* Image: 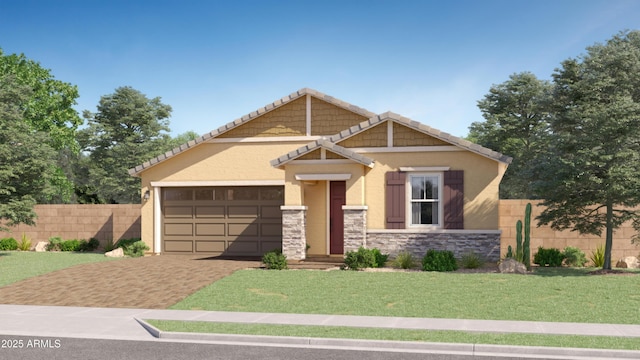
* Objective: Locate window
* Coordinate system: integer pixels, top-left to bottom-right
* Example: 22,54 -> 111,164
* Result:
408,173 -> 442,227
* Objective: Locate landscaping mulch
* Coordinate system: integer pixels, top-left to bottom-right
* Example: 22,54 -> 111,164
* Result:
0,255 -> 261,309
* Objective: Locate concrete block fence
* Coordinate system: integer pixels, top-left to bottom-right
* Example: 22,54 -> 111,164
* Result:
0,204 -> 141,249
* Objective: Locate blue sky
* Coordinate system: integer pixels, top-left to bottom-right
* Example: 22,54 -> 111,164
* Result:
1,0 -> 639,138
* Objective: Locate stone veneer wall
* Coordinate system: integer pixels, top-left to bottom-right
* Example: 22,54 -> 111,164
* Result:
366,231 -> 502,262
343,206 -> 367,253
281,206 -> 307,260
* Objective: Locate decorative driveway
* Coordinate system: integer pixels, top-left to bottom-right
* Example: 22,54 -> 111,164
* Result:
0,255 -> 261,309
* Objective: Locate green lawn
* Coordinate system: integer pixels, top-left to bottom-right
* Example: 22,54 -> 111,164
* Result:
146,320 -> 640,350
0,251 -> 117,287
171,268 -> 640,324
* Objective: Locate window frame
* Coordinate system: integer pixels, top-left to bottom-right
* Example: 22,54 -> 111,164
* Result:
406,172 -> 443,228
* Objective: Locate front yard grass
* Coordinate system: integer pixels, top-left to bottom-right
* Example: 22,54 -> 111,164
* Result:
0,251 -> 117,287
171,267 -> 640,324
146,320 -> 640,350
161,267 -> 640,350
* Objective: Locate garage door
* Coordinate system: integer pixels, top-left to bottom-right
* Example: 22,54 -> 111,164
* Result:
162,186 -> 283,256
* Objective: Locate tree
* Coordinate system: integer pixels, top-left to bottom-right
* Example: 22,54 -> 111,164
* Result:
0,74 -> 57,229
0,48 -> 82,151
535,31 -> 640,270
81,86 -> 172,203
468,72 -> 553,198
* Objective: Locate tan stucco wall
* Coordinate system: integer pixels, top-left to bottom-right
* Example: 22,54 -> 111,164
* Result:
139,141 -> 310,250
362,151 -> 505,230
303,181 -> 327,255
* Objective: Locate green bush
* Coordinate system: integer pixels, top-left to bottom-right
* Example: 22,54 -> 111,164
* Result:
371,248 -> 389,268
563,246 -> 587,267
590,244 -> 605,267
392,251 -> 417,269
122,240 -> 149,257
59,239 -> 81,252
46,237 -> 64,251
103,239 -> 116,252
343,247 -> 389,270
0,237 -> 18,251
77,238 -> 100,252
533,247 -> 565,267
262,249 -> 288,270
459,252 -> 484,269
422,249 -> 458,272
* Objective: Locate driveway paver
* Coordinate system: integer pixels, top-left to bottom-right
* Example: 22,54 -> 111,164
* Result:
0,255 -> 260,309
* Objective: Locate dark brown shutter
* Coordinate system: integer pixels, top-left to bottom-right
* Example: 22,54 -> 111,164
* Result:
385,171 -> 406,229
443,170 -> 464,229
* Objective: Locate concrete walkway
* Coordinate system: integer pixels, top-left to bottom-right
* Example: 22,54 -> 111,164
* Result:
1,304 -> 639,359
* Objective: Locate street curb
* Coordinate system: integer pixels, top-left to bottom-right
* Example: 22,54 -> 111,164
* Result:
135,319 -> 640,359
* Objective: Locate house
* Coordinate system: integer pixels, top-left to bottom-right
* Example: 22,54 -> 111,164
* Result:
129,88 -> 512,261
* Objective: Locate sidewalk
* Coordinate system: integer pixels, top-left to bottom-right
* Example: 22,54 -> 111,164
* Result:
1,304 -> 639,358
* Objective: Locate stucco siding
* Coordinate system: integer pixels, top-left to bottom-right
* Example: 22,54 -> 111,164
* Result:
303,181 -> 327,255
362,151 -> 503,230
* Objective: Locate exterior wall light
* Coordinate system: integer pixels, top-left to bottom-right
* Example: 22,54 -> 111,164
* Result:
143,190 -> 151,201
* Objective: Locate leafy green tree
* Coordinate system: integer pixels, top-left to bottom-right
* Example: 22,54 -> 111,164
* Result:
0,74 -> 57,229
468,72 -> 553,198
0,48 -> 82,151
536,31 -> 640,270
81,86 -> 172,203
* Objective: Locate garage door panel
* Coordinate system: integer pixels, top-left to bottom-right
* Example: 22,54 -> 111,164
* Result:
261,206 -> 282,219
228,206 -> 259,218
165,206 -> 193,218
228,223 -> 258,236
164,240 -> 193,252
261,223 -> 282,236
196,206 -> 225,218
226,240 -> 259,253
195,223 -> 225,236
196,240 -> 226,252
163,186 -> 283,255
164,223 -> 193,236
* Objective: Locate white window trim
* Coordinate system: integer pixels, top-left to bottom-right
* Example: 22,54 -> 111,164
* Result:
406,172 -> 443,229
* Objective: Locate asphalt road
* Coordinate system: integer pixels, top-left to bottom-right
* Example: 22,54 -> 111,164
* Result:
0,336 -> 543,360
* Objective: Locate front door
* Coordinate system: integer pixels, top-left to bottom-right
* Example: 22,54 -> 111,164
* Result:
329,181 -> 346,254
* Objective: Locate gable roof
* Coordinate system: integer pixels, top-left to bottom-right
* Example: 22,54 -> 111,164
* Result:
328,112 -> 513,164
270,138 -> 375,168
129,88 -> 376,176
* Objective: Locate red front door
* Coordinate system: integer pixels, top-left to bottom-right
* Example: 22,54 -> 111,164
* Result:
329,181 -> 346,254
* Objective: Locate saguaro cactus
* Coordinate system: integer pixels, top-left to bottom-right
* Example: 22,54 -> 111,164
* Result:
515,220 -> 523,262
523,202 -> 532,270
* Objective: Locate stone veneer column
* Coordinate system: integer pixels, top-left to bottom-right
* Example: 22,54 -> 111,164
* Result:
280,206 -> 307,260
342,206 -> 367,254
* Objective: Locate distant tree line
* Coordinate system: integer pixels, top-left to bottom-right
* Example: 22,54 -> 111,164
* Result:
0,48 -> 197,231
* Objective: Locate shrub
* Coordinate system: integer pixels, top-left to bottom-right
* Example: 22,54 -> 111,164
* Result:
533,247 -> 565,267
115,238 -> 140,250
103,239 -> 116,252
46,237 -> 64,251
590,244 -> 605,267
344,247 -> 377,270
392,251 -> 417,269
122,240 -> 149,257
262,249 -> 287,270
78,238 -> 100,252
0,237 -> 18,251
563,246 -> 587,267
371,248 -> 389,268
18,234 -> 31,251
459,252 -> 484,269
59,239 -> 81,252
422,249 -> 458,272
